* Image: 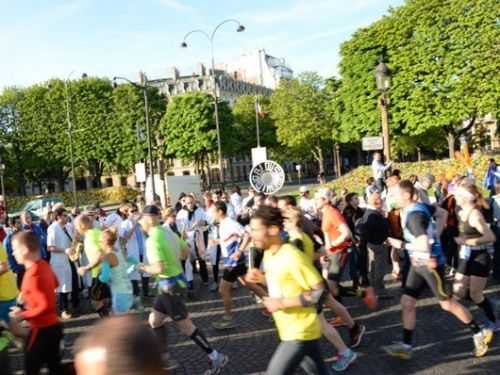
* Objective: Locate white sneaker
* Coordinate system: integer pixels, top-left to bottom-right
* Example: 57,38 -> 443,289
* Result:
473,328 -> 493,358
204,353 -> 229,375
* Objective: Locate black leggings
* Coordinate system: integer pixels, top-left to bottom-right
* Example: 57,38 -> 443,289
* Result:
25,324 -> 63,375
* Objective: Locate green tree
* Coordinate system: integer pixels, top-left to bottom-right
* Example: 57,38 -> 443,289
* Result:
270,76 -> 332,173
159,92 -> 232,185
338,0 -> 500,158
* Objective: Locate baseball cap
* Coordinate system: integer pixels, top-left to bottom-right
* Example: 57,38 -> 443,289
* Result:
142,205 -> 161,216
314,188 -> 333,200
299,186 -> 309,194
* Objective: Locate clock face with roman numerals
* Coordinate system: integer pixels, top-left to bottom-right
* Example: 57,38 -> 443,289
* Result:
249,160 -> 285,195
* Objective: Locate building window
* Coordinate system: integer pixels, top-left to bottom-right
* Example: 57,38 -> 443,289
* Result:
120,176 -> 127,186
105,178 -> 113,187
182,170 -> 190,176
183,82 -> 190,91
47,183 -> 55,193
167,171 -> 175,176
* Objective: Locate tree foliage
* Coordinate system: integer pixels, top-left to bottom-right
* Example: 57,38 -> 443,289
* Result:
337,0 -> 500,157
270,77 -> 333,172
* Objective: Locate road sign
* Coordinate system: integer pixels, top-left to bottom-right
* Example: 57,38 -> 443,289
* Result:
135,162 -> 146,183
362,136 -> 383,151
251,147 -> 267,167
249,160 -> 285,195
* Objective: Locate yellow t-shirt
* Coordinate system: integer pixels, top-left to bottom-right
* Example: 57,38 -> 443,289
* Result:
288,232 -> 315,264
0,245 -> 18,301
263,243 -> 322,341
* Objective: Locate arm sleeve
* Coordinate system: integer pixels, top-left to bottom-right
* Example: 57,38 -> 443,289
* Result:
406,212 -> 430,237
20,275 -> 50,319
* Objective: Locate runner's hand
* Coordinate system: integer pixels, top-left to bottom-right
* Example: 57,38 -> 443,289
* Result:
454,236 -> 465,246
245,268 -> 264,284
77,266 -> 88,277
9,307 -> 23,320
230,251 -> 242,261
319,255 -> 329,267
263,297 -> 284,313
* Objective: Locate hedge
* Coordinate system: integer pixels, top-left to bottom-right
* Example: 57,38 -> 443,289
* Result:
6,186 -> 141,211
329,153 -> 492,194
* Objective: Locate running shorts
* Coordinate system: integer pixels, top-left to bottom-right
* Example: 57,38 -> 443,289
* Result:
456,248 -> 491,278
153,284 -> 188,322
222,263 -> 248,283
326,251 -> 349,282
404,265 -> 449,301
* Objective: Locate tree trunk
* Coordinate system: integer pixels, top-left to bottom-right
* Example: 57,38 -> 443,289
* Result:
447,132 -> 456,159
417,147 -> 422,162
315,146 -> 325,174
332,145 -> 338,177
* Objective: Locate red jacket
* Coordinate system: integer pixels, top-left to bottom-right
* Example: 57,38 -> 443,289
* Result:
20,259 -> 59,329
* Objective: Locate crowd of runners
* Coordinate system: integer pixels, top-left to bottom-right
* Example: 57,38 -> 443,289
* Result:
1,151 -> 500,374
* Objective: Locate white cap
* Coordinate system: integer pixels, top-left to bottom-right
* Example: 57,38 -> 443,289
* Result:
315,188 -> 333,200
299,186 -> 309,194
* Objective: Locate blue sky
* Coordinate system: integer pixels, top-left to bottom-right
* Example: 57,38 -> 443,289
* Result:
0,0 -> 404,89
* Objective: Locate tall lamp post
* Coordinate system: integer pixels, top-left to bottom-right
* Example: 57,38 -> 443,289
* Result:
181,19 -> 245,189
374,56 -> 391,162
64,72 -> 87,208
0,161 -> 6,212
113,74 -> 156,200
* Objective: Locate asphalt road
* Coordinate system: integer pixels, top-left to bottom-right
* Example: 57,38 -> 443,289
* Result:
7,276 -> 500,375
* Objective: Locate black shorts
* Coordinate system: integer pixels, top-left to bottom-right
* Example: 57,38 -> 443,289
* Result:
326,251 -> 349,282
404,265 -> 450,301
153,284 -> 189,321
90,277 -> 111,301
222,263 -> 248,283
456,250 -> 491,277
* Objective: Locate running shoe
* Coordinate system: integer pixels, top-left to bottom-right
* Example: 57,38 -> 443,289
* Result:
328,317 -> 347,327
473,328 -> 493,357
362,287 -> 378,310
331,349 -> 357,372
61,310 -> 72,320
212,315 -> 237,330
204,352 -> 229,375
210,282 -> 219,292
349,323 -> 366,348
382,342 -> 412,360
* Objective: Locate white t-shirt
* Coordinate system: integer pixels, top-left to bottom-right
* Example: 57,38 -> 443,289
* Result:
218,217 -> 245,259
230,193 -> 242,215
299,197 -> 316,218
104,212 -> 123,229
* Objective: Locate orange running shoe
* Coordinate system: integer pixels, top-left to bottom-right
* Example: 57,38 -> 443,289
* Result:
362,287 -> 378,310
328,316 -> 347,327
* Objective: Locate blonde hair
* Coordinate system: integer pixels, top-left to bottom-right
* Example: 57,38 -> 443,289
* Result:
101,227 -> 118,249
75,214 -> 94,232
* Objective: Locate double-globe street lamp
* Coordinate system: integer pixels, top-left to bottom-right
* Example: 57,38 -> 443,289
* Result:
181,19 -> 245,189
113,74 -> 156,200
374,56 -> 391,162
64,72 -> 87,208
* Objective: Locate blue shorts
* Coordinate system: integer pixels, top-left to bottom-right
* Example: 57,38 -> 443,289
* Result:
0,299 -> 16,323
112,293 -> 134,314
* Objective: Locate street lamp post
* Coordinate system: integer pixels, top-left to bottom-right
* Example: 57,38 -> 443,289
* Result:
374,56 -> 391,162
181,19 -> 245,189
64,72 -> 87,208
0,162 -> 6,212
113,74 -> 156,200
